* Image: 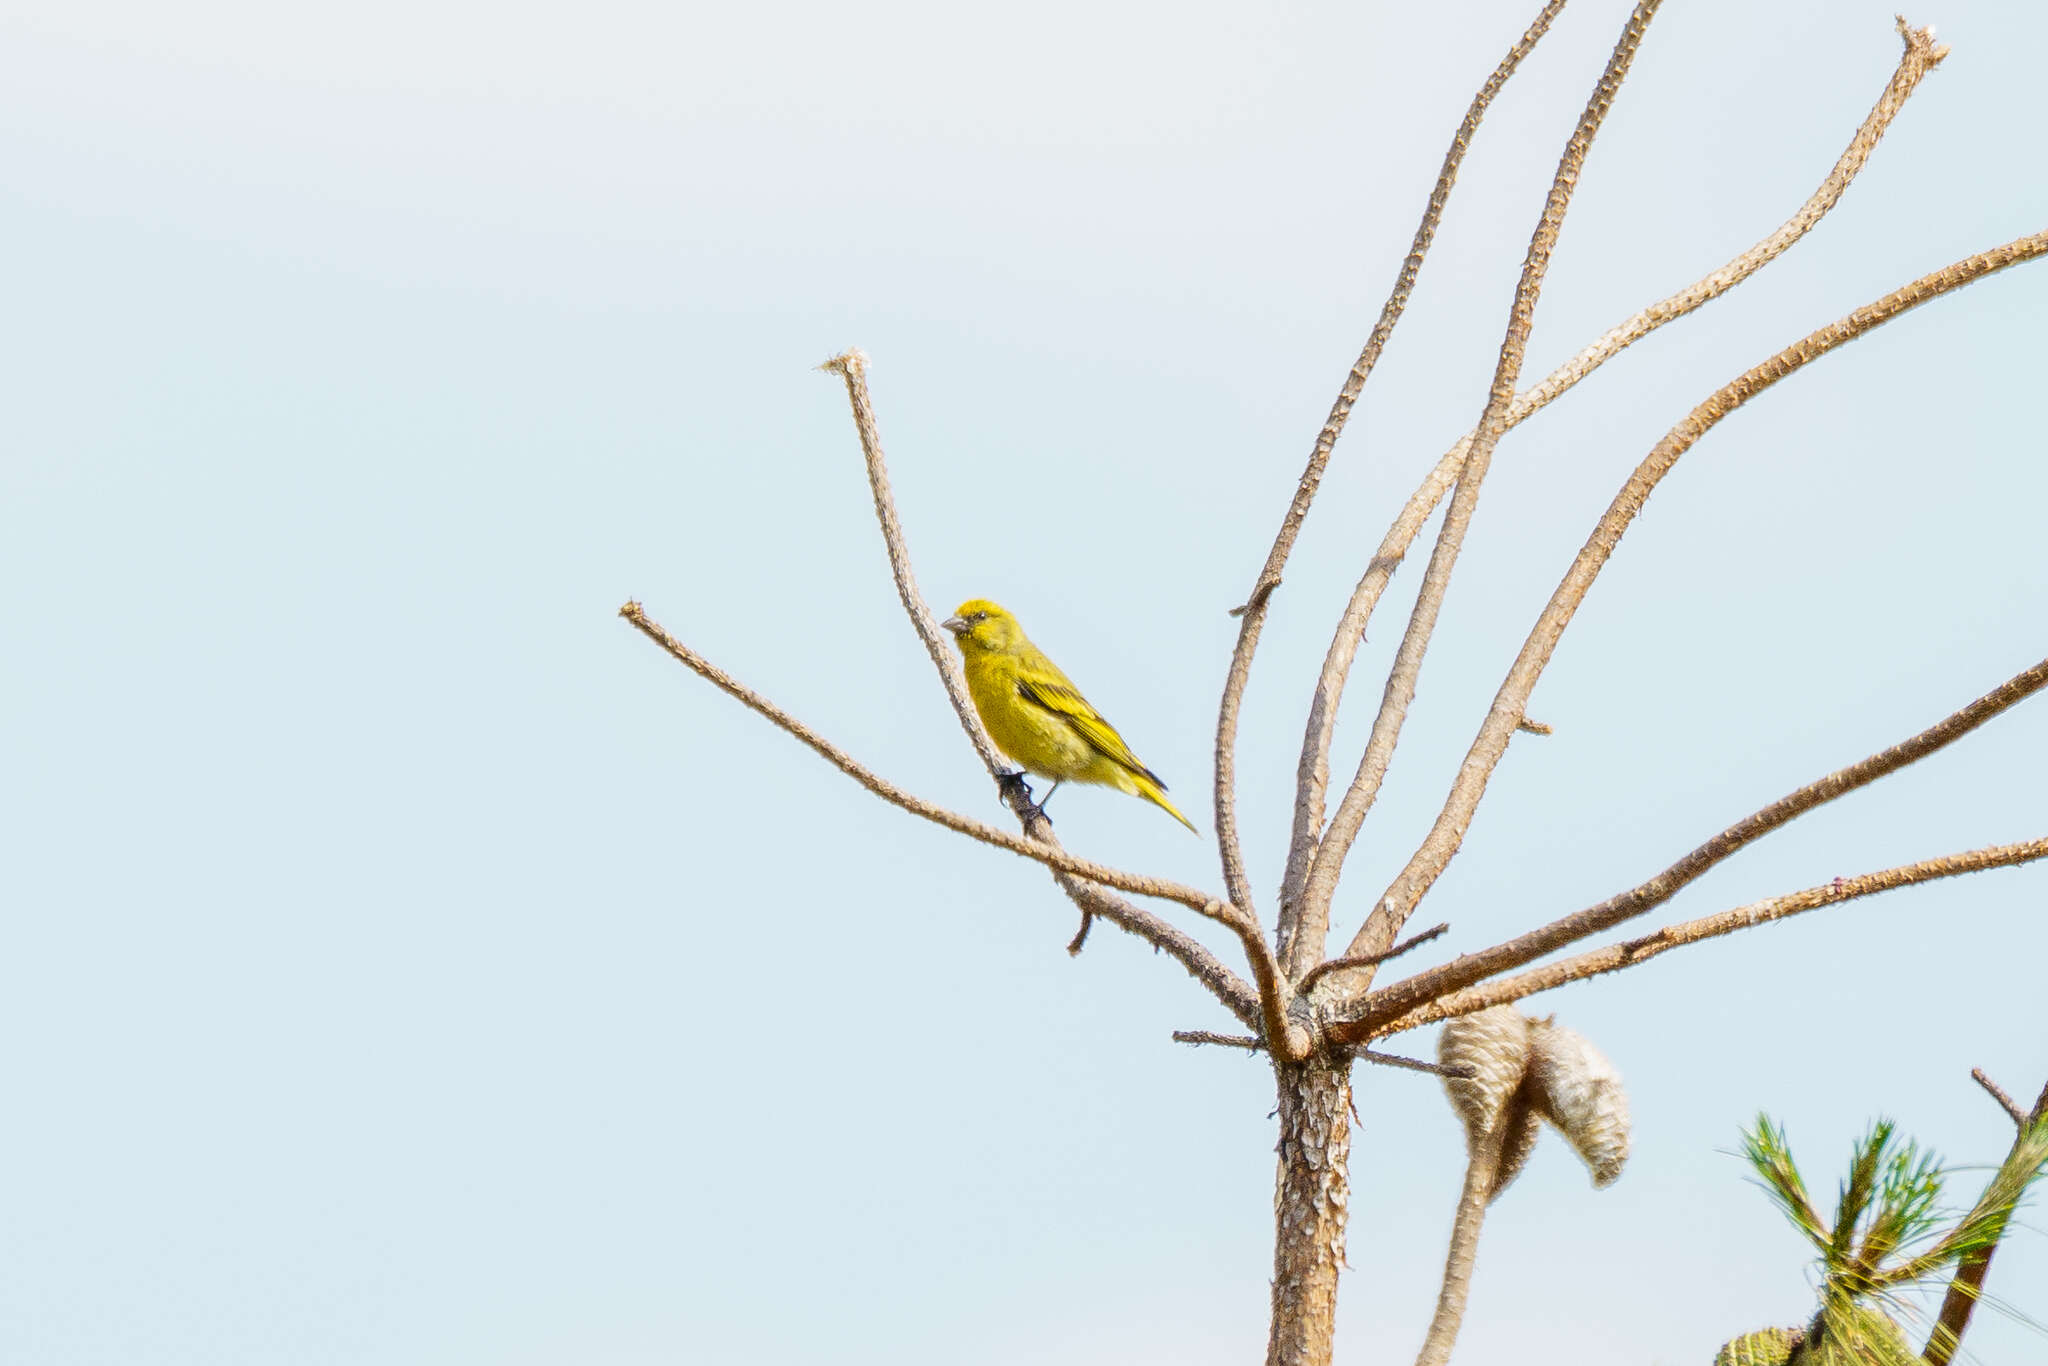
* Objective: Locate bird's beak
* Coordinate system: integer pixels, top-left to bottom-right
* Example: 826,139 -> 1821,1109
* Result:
941,616 -> 968,635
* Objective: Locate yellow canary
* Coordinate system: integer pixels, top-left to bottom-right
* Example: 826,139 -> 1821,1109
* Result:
942,599 -> 1198,834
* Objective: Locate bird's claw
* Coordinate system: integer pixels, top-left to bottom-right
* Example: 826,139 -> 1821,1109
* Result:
995,770 -> 1050,824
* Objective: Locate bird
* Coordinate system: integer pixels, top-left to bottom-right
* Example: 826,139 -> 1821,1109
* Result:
941,598 -> 1198,834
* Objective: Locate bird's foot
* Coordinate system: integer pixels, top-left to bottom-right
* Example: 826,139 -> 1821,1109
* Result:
996,770 -> 1051,825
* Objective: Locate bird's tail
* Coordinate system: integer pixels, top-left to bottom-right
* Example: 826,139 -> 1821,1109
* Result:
1134,772 -> 1201,836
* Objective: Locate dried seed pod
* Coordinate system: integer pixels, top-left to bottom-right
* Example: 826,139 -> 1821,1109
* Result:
1438,1005 -> 1530,1152
1712,1327 -> 1799,1366
1525,1017 -> 1631,1187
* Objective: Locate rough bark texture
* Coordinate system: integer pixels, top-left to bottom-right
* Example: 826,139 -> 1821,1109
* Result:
1268,1062 -> 1354,1366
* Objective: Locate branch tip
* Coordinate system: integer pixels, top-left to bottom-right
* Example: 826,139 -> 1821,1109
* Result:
1972,1068 -> 2028,1127
818,347 -> 869,378
1066,912 -> 1094,957
1896,15 -> 1949,65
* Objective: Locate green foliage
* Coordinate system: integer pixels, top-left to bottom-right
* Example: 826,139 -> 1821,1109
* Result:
1799,1301 -> 1915,1366
1742,1116 -> 1827,1254
1712,1326 -> 1796,1366
1722,1110 -> 2048,1364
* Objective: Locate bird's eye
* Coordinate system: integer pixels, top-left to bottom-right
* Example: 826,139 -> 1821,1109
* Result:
971,612 -> 988,623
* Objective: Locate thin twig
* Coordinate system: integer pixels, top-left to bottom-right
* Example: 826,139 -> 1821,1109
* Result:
1349,837 -> 2048,1041
1210,0 -> 1570,936
1973,1069 -> 2028,1127
1283,20 -> 1949,956
1922,1073 -> 2048,1366
1059,878 -> 1263,1029
820,350 -> 1007,776
817,351 -> 1283,1039
1334,231 -> 2048,992
1298,923 -> 1450,994
1291,0 -> 1666,970
1357,1050 -> 1473,1080
1065,914 -> 1093,957
1335,649 -> 2048,1027
1175,1030 -> 1265,1050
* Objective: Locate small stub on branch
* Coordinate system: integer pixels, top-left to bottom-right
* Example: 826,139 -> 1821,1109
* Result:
1066,911 -> 1093,957
1970,1067 -> 2029,1126
1515,716 -> 1554,735
1228,577 -> 1281,618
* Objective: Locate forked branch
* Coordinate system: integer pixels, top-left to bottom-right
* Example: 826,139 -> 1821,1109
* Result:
1329,650 -> 2048,1032
817,350 -> 1307,1050
1215,0 -> 1570,927
620,600 -> 1288,1036
1334,228 -> 2048,991
1282,19 -> 1949,962
1291,0 -> 1667,963
1352,836 -> 2048,1040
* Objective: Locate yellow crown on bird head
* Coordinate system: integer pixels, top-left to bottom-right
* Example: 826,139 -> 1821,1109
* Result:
941,599 -> 1022,652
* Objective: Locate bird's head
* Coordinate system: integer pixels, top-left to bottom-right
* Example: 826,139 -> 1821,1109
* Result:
942,599 -> 1022,654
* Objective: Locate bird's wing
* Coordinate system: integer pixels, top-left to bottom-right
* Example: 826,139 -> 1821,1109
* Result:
1015,673 -> 1165,786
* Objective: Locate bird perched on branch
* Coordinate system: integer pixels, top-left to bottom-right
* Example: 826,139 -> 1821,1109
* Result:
942,599 -> 1198,834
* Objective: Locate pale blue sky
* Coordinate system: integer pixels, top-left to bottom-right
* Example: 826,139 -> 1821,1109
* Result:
4,2 -> 2045,1363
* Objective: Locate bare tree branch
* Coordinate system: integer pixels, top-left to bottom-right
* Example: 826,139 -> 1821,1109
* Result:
1296,923 -> 1449,994
815,350 -> 1279,1036
820,350 -> 1007,775
1353,838 -> 2048,1041
1063,883 -> 1264,1029
1291,0 -> 1667,965
620,599 -> 1293,1036
1328,652 -> 2048,1033
1357,1050 -> 1473,1080
1334,230 -> 2048,988
1166,1036 -> 1469,1081
1175,1030 -> 1265,1050
1212,0 -> 1570,931
1923,1072 -> 2048,1366
1972,1069 -> 2029,1127
1281,20 -> 1949,958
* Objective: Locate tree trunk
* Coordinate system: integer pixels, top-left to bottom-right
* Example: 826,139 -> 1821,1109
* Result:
1268,1060 -> 1354,1366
